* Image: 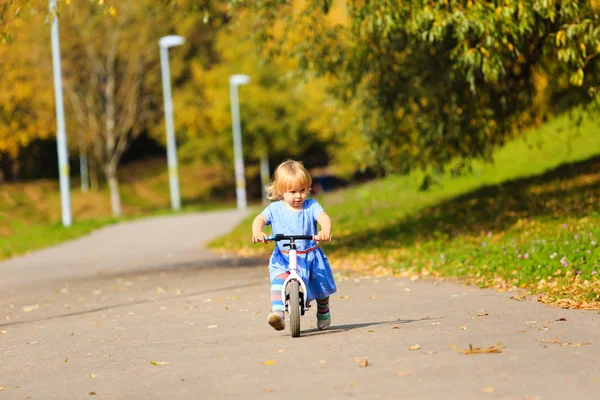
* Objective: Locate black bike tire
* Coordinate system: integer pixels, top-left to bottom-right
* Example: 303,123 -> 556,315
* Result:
289,280 -> 301,337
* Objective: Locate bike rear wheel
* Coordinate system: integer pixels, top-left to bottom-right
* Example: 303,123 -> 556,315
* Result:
289,280 -> 301,337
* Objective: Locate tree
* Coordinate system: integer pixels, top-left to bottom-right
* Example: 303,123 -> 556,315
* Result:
0,11 -> 55,180
238,0 -> 600,181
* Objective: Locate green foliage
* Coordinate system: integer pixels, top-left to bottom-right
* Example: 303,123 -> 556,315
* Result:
239,0 -> 600,178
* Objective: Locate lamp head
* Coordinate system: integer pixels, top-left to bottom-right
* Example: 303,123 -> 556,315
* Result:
159,35 -> 185,49
229,74 -> 251,86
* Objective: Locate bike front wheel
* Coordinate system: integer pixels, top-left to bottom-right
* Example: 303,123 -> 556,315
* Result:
289,280 -> 301,337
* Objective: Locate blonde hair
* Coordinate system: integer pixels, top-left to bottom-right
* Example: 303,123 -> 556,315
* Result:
265,159 -> 312,200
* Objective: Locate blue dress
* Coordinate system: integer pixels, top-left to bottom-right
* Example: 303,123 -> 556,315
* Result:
261,199 -> 337,302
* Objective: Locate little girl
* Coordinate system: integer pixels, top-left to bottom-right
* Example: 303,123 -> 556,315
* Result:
252,159 -> 337,331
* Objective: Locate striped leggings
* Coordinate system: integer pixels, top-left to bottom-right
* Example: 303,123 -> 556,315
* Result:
271,272 -> 329,317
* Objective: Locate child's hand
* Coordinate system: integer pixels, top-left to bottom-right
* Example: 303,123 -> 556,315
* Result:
315,230 -> 332,243
253,231 -> 268,244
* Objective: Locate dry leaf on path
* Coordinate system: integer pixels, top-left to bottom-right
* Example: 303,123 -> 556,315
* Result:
510,295 -> 527,301
150,361 -> 171,366
359,358 -> 369,367
460,326 -> 467,330
450,342 -> 505,354
567,342 -> 591,347
261,360 -> 276,365
408,344 -> 420,351
538,333 -> 563,346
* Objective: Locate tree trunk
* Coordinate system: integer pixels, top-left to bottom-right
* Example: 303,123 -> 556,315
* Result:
105,163 -> 122,217
0,152 -> 15,181
89,156 -> 99,191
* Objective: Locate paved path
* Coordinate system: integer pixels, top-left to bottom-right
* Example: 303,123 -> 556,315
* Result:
1,210 -> 599,399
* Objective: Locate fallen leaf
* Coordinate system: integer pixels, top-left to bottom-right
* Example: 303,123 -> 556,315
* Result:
567,342 -> 591,347
408,344 -> 420,351
450,342 -> 505,355
22,304 -> 39,312
0,330 -> 6,334
460,326 -> 467,330
261,360 -> 276,365
359,358 -> 369,367
0,387 -> 4,391
28,340 -> 38,345
150,361 -> 171,366
538,333 -> 563,346
340,295 -> 351,299
477,313 -> 489,317
369,296 -> 376,299
64,357 -> 69,363
556,318 -> 567,322
89,374 -> 97,378
482,387 -> 495,393
510,295 -> 527,301
208,325 -> 218,329
392,325 -> 400,329
403,288 -> 411,292
89,392 -> 96,396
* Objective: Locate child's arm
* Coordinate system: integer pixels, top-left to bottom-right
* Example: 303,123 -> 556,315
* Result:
252,214 -> 269,244
316,212 -> 332,242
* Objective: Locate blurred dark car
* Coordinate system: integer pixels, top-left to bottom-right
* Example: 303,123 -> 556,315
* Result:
311,175 -> 348,194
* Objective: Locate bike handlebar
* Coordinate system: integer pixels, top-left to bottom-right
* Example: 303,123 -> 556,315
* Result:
266,234 -> 315,241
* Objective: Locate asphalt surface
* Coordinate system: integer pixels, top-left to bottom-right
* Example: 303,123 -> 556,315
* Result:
1,209 -> 599,399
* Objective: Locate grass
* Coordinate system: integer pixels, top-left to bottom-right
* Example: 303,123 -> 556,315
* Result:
210,111 -> 600,309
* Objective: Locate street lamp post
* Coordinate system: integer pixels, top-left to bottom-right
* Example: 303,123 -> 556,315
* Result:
260,150 -> 270,204
49,0 -> 72,227
229,74 -> 251,211
159,35 -> 185,212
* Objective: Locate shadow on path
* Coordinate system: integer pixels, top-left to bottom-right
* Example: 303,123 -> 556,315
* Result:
0,279 -> 265,328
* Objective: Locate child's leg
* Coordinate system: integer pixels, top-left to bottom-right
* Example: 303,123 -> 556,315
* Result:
267,272 -> 289,330
316,296 -> 331,330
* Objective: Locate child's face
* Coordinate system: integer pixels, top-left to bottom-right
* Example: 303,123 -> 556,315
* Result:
282,181 -> 309,210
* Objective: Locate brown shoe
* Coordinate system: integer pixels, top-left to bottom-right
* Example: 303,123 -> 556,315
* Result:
267,312 -> 285,331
